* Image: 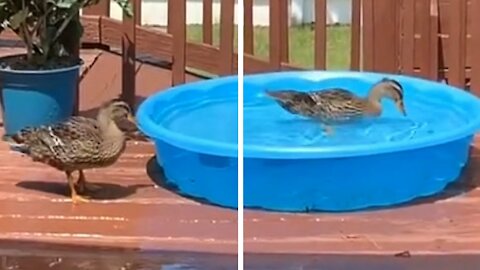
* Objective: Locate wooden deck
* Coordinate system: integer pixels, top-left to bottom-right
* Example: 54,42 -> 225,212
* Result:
2,46 -> 480,266
0,47 -> 237,255
0,140 -> 237,254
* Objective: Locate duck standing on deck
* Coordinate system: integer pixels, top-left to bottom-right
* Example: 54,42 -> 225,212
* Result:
7,98 -> 138,204
265,78 -> 407,134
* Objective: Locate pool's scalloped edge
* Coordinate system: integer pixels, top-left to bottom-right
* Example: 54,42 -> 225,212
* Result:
136,71 -> 480,159
136,75 -> 239,157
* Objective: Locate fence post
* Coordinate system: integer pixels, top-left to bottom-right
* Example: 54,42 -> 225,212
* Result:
362,0 -> 400,73
314,0 -> 327,70
219,0 -> 235,75
471,0 -> 480,94
170,0 -> 186,85
244,0 -> 254,55
268,0 -> 289,69
203,0 -> 213,44
350,0 -> 361,70
121,0 -> 140,107
448,0 -> 467,88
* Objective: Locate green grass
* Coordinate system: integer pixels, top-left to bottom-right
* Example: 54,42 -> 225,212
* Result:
186,24 -> 351,70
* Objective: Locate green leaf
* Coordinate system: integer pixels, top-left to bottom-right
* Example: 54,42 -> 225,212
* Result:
113,0 -> 133,17
9,8 -> 28,30
55,0 -> 78,9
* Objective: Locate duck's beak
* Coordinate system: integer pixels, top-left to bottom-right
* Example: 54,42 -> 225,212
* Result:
396,101 -> 407,116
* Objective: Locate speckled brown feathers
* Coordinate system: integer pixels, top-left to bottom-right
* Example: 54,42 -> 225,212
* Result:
11,117 -> 100,170
266,77 -> 406,125
265,90 -> 318,117
9,99 -> 137,203
11,116 -> 125,171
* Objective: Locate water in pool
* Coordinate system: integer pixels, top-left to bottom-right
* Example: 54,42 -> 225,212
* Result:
244,78 -> 470,148
161,97 -> 238,145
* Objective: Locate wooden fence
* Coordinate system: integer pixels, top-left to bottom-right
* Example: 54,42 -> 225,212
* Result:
2,0 -> 477,107
243,0 -> 361,72
244,0 -> 480,95
80,0 -> 236,107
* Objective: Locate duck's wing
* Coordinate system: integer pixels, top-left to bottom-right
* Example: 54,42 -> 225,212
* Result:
265,90 -> 318,115
309,88 -> 358,102
306,88 -> 367,122
13,117 -> 99,144
9,116 -> 102,168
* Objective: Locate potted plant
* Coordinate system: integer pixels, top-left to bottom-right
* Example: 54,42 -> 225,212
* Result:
0,0 -> 131,136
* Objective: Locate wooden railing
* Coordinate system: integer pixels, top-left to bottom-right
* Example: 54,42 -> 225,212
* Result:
3,0 -> 478,104
244,0 -> 480,95
80,0 -> 236,107
368,0 -> 480,94
243,0 -> 361,73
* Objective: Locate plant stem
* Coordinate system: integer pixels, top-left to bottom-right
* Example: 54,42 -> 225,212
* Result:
51,1 -> 84,46
20,0 -> 33,63
39,0 -> 49,65
6,0 -> 33,62
20,26 -> 33,61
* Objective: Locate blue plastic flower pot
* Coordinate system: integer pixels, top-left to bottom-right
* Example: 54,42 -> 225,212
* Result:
0,56 -> 81,136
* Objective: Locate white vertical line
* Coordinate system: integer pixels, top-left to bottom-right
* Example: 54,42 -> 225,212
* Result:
237,0 -> 244,269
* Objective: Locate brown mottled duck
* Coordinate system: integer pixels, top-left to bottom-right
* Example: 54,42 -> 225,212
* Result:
8,99 -> 137,204
265,78 -> 406,134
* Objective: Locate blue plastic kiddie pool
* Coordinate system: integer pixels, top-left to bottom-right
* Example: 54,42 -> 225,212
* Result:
243,71 -> 480,212
136,76 -> 238,208
137,70 -> 480,212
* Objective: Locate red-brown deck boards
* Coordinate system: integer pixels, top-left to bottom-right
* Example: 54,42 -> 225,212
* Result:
0,140 -> 237,254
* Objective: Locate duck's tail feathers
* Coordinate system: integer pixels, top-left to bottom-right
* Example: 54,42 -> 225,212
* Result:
5,127 -> 38,155
265,90 -> 307,100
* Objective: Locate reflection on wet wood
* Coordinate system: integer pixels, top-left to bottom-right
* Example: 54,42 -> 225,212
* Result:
0,240 -> 237,270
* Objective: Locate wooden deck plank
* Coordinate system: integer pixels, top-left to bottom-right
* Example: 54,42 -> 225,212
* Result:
0,140 -> 237,254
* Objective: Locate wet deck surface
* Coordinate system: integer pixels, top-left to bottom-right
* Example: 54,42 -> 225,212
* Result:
0,242 -> 478,270
0,240 -> 237,270
245,253 -> 480,270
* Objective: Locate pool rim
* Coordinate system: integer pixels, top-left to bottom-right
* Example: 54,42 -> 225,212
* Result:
136,70 -> 480,159
136,74 -> 239,157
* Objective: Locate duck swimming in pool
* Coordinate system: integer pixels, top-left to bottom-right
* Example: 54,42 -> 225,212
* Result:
265,78 -> 407,135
